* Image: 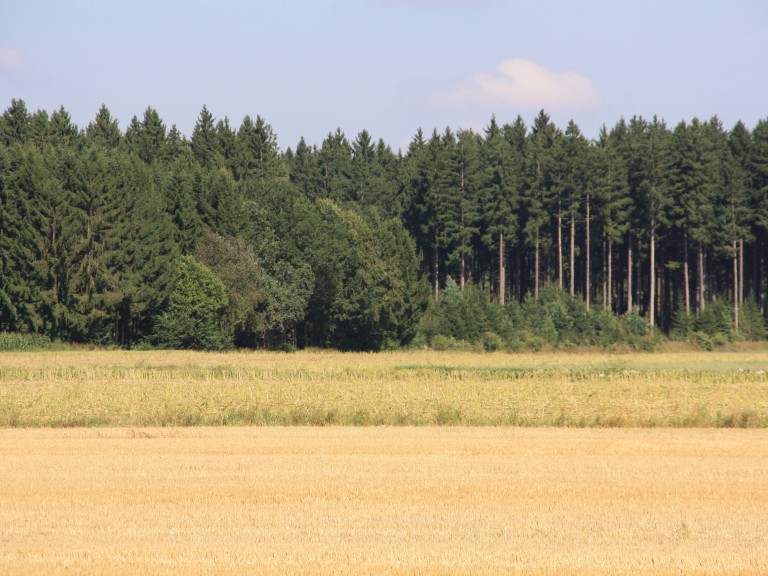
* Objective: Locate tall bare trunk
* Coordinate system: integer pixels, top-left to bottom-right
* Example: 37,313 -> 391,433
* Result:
739,239 -> 744,305
607,238 -> 613,312
733,240 -> 739,332
602,234 -> 607,309
569,214 -> 575,297
585,192 -> 591,311
499,232 -> 506,306
534,235 -> 540,300
683,233 -> 690,316
698,243 -> 705,312
460,167 -> 466,292
627,238 -> 633,313
557,211 -> 563,290
649,217 -> 656,333
432,242 -> 439,302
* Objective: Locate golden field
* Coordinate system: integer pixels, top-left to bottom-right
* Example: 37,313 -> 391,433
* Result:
0,348 -> 767,427
0,427 -> 766,575
1,350 -> 767,574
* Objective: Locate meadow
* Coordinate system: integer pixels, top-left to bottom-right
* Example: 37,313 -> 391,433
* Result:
0,348 -> 767,427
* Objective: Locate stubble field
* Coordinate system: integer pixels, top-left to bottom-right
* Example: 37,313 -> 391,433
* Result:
1,349 -> 767,574
1,427 -> 766,575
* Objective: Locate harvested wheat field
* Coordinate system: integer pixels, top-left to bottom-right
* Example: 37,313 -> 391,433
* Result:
1,427 -> 766,575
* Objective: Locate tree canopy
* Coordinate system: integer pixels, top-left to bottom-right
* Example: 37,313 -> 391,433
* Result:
1,100 -> 766,349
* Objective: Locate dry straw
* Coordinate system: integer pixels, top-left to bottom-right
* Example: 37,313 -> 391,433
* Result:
0,349 -> 766,427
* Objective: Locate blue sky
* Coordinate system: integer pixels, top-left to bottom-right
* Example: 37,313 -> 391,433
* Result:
1,0 -> 766,151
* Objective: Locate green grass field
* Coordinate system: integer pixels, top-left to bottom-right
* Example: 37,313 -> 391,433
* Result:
1,348 -> 767,427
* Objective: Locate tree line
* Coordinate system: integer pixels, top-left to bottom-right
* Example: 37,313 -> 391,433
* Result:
1,98 -> 767,350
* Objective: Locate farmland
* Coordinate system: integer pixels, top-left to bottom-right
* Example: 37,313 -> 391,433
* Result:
1,349 -> 767,574
1,427 -> 766,575
1,348 -> 767,427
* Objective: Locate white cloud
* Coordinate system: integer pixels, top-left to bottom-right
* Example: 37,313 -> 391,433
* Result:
432,58 -> 600,110
0,47 -> 22,69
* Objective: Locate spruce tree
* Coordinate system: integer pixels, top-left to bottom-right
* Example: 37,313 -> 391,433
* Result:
86,105 -> 122,149
190,105 -> 222,169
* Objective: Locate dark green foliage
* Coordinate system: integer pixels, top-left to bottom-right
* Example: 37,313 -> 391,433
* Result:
85,105 -> 122,149
739,298 -> 768,341
1,99 -> 767,350
152,256 -> 230,350
125,107 -> 166,164
190,106 -> 222,169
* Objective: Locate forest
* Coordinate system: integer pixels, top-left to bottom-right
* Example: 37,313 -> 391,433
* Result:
1,98 -> 767,350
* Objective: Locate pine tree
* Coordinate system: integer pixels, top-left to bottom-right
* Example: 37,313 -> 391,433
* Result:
190,105 -> 222,169
728,121 -> 753,308
288,137 -> 322,199
233,115 -> 287,196
524,110 -> 560,300
481,117 -> 517,304
317,129 -> 354,202
0,99 -> 30,146
85,105 -> 121,149
560,120 -> 589,300
0,143 -> 46,332
750,119 -> 768,313
627,116 -> 670,331
124,107 -> 166,164
594,122 -> 631,313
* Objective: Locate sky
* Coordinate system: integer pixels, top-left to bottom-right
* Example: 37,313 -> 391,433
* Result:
1,0 -> 766,152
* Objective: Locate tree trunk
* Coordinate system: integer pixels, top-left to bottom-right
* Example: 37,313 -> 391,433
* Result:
557,210 -> 563,290
607,238 -> 613,313
698,243 -> 705,312
432,242 -> 439,302
649,217 -> 656,333
683,233 -> 690,316
627,237 -> 633,313
585,192 -> 591,311
602,234 -> 607,309
733,240 -> 739,332
499,232 -> 506,306
569,214 -> 575,297
534,235 -> 540,300
739,238 -> 744,305
460,168 -> 466,292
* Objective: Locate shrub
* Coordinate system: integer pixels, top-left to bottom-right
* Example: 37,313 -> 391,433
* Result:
481,331 -> 504,351
431,334 -> 462,351
739,298 -> 767,341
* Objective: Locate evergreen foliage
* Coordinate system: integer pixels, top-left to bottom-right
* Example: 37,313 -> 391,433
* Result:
1,99 -> 767,350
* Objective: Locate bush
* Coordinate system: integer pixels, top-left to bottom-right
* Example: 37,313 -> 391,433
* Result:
430,334 -> 463,351
481,331 -> 504,351
620,308 -> 649,338
739,299 -> 767,341
694,300 -> 734,338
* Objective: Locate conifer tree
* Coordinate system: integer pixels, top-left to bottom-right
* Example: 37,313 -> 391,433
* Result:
86,105 -> 121,149
524,110 -> 560,299
0,99 -> 30,146
481,117 -> 517,304
594,122 -> 631,313
190,105 -> 222,169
